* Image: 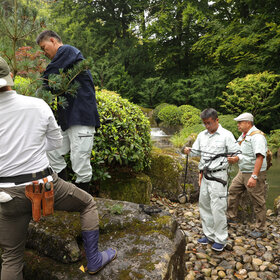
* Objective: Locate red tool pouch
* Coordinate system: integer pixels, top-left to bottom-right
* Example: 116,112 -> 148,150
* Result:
42,178 -> 54,216
25,181 -> 43,222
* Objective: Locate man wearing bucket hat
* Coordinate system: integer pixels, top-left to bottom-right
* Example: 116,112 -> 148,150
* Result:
0,57 -> 116,280
227,112 -> 268,238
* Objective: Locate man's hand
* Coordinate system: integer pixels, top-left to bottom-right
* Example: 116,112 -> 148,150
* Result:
227,155 -> 239,164
183,147 -> 191,154
199,172 -> 202,187
247,177 -> 257,188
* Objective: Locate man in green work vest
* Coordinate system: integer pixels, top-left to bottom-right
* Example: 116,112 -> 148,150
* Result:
227,112 -> 268,238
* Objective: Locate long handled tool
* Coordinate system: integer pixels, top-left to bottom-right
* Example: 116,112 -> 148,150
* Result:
178,154 -> 189,204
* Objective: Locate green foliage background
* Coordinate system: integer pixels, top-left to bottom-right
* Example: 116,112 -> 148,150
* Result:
2,0 -> 280,154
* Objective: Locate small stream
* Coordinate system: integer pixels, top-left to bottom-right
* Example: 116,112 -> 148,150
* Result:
150,127 -> 280,209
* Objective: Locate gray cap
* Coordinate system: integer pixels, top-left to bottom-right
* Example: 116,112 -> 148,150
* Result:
0,57 -> 14,88
234,112 -> 254,122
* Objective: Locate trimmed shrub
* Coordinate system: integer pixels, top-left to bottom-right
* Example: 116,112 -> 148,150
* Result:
153,103 -> 169,124
91,89 -> 152,181
157,104 -> 182,126
178,105 -> 201,127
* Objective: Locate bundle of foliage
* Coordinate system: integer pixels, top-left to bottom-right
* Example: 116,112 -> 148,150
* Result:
92,89 -> 151,181
219,71 -> 280,133
14,57 -> 95,108
218,114 -> 240,139
267,129 -> 280,156
178,105 -> 201,127
15,46 -> 46,77
157,104 -> 182,127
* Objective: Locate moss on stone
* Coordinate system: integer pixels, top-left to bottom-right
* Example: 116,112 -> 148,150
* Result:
100,172 -> 152,204
146,151 -> 183,198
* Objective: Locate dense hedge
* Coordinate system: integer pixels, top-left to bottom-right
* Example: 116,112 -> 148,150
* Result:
92,89 -> 152,180
155,103 -> 201,127
16,76 -> 152,181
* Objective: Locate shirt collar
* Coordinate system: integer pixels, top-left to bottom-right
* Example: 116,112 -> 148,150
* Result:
0,90 -> 17,102
204,124 -> 222,136
246,125 -> 256,135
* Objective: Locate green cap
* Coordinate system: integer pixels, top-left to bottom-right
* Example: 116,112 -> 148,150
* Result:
0,57 -> 14,88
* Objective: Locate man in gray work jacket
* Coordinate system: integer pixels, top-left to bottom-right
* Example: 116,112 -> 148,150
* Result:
183,108 -> 240,251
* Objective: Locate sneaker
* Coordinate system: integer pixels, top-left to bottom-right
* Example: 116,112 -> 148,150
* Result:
212,242 -> 225,251
249,231 -> 267,239
197,237 -> 209,244
227,219 -> 237,225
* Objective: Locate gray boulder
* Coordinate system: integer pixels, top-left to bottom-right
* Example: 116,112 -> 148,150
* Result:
0,198 -> 186,280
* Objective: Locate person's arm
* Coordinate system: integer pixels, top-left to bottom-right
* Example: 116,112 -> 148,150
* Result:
45,115 -> 63,151
247,153 -> 264,188
43,102 -> 63,151
227,132 -> 241,164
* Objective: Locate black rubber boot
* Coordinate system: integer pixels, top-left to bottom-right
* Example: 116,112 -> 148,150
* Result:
58,168 -> 68,181
82,230 -> 117,274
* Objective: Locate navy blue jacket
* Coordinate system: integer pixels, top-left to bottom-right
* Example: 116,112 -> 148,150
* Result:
43,45 -> 100,131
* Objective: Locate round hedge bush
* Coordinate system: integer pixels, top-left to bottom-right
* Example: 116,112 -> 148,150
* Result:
157,104 -> 182,126
153,103 -> 170,124
178,105 -> 201,127
91,89 -> 152,180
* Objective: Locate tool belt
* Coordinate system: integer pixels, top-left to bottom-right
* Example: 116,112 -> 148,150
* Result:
0,167 -> 53,185
202,167 -> 227,186
25,178 -> 54,222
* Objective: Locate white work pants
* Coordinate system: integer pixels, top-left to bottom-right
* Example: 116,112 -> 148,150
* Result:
47,125 -> 95,183
199,171 -> 228,245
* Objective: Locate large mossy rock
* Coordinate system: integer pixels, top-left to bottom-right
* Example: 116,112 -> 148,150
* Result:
99,171 -> 152,204
146,148 -> 200,202
1,198 -> 186,279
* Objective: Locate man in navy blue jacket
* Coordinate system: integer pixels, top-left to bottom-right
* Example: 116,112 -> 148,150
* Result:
36,30 -> 100,193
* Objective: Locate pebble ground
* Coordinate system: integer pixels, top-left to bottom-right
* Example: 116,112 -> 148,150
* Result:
151,195 -> 280,280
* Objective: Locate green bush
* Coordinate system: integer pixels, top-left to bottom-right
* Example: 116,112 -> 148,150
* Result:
170,123 -> 205,148
218,114 -> 240,139
91,89 -> 152,180
153,103 -> 170,124
14,76 -> 32,95
178,105 -> 201,127
267,129 -> 280,155
157,104 -> 182,126
219,71 -> 280,132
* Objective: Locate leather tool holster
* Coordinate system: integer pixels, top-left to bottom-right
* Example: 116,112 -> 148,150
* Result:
25,179 -> 54,222
25,181 -> 43,222
42,179 -> 54,216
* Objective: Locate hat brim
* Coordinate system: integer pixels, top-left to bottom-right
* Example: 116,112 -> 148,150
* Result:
0,73 -> 14,88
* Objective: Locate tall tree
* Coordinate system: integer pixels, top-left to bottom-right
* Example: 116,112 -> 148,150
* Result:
0,0 -> 45,75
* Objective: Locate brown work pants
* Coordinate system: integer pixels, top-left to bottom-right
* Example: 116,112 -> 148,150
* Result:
0,173 -> 99,280
227,170 -> 267,231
